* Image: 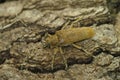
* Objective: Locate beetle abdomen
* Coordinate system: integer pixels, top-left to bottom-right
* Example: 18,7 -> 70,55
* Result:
56,27 -> 95,46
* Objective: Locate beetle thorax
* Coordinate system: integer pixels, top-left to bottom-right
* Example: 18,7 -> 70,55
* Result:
46,35 -> 59,47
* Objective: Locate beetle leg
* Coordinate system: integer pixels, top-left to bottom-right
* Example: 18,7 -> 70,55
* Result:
62,16 -> 83,29
62,20 -> 70,30
72,44 -> 95,58
59,47 -> 68,70
19,19 -> 28,27
69,16 -> 83,28
72,44 -> 91,55
51,47 -> 59,70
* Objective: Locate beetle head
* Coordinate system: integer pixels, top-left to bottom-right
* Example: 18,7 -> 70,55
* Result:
41,33 -> 59,48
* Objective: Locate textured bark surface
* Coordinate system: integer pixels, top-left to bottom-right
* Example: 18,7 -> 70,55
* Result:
0,0 -> 120,80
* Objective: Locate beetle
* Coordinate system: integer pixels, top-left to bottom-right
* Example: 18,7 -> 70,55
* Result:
44,27 -> 95,47
41,26 -> 95,70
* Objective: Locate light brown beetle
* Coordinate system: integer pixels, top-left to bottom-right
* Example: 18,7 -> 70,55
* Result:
42,26 -> 95,70
45,27 -> 95,47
